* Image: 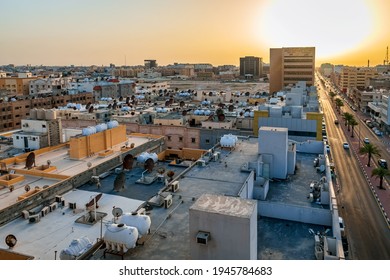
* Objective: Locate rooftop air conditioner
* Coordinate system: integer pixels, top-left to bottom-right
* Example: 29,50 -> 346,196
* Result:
164,194 -> 173,209
21,210 -> 29,220
55,195 -> 63,203
196,231 -> 210,245
49,202 -> 58,212
196,160 -> 206,167
29,214 -> 41,223
69,202 -> 77,209
170,181 -> 180,193
41,206 -> 50,217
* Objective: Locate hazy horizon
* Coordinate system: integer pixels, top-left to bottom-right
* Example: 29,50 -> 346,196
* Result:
1,0 -> 389,67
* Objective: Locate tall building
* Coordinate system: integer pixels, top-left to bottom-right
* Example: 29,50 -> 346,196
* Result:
338,66 -> 378,92
269,47 -> 315,93
144,59 -> 157,69
239,56 -> 262,79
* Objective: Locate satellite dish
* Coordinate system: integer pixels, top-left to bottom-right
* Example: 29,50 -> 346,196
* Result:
87,162 -> 92,168
112,207 -> 123,218
24,185 -> 31,192
5,234 -> 17,248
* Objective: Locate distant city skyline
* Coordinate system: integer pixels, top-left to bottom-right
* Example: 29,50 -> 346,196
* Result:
1,0 -> 389,67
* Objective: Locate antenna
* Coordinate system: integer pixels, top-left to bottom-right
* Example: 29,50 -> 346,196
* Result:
385,46 -> 389,65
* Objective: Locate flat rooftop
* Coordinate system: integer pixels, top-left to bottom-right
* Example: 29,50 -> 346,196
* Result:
0,136 -> 328,260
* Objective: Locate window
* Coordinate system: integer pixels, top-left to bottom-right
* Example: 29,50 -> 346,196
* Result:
205,139 -> 210,144
42,124 -> 46,128
179,136 -> 183,142
191,138 -> 196,143
16,136 -> 19,139
167,136 -> 171,141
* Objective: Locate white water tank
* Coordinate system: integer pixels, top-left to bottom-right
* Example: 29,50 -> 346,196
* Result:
30,108 -> 38,119
103,223 -> 138,253
220,134 -> 238,148
45,109 -> 57,120
59,237 -> 93,260
82,126 -> 96,136
194,109 -> 200,115
119,213 -> 151,237
107,120 -> 119,129
95,123 -> 107,132
137,152 -> 158,163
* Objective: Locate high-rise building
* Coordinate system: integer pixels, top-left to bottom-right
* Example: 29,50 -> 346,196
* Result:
270,47 -> 315,93
239,56 -> 262,79
144,59 -> 157,69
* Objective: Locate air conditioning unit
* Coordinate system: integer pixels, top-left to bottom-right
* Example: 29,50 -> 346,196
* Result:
196,160 -> 206,167
196,231 -> 210,245
69,202 -> 77,209
49,202 -> 58,212
21,210 -> 30,220
213,152 -> 220,161
164,194 -> 173,209
41,206 -> 50,217
170,181 -> 180,192
29,214 -> 41,223
55,195 -> 63,203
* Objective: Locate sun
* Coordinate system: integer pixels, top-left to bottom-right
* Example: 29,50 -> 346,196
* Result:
259,0 -> 374,60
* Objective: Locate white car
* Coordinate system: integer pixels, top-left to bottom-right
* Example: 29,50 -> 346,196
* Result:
363,137 -> 370,144
339,217 -> 345,237
343,142 -> 349,149
326,145 -> 330,153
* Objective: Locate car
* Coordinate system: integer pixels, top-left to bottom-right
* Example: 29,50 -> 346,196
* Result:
363,137 -> 370,144
334,119 -> 339,125
375,129 -> 383,136
343,142 -> 349,149
325,145 -> 330,153
378,159 -> 388,169
339,217 -> 345,237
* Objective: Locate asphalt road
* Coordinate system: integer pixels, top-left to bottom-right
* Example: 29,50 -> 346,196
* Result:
318,78 -> 390,259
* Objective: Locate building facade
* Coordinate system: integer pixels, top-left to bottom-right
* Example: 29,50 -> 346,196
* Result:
239,56 -> 262,79
270,47 -> 315,93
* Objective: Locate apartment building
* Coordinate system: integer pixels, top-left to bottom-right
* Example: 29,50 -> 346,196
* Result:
0,72 -> 40,95
0,92 -> 93,133
270,47 -> 315,93
338,66 -> 378,93
239,56 -> 262,79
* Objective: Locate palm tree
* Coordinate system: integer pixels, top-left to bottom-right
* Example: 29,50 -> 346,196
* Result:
343,112 -> 354,131
329,92 -> 336,100
335,98 -> 344,113
349,118 -> 358,137
371,167 -> 390,189
359,143 -> 381,167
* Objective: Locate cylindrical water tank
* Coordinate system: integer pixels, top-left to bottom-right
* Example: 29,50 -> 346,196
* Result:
137,152 -> 158,163
194,109 -> 200,115
107,120 -> 119,129
30,108 -> 38,119
37,109 -> 46,120
204,110 -> 211,116
244,112 -> 250,117
249,111 -> 254,117
220,134 -> 238,147
103,223 -> 138,253
82,126 -> 96,136
119,213 -> 151,237
199,110 -> 204,115
45,109 -> 56,120
59,237 -> 93,260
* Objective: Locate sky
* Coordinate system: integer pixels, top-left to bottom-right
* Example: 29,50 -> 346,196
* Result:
0,0 -> 389,67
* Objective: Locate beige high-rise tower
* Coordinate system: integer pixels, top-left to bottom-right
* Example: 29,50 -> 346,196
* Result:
270,47 -> 315,93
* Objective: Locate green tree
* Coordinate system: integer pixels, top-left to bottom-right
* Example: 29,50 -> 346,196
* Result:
371,167 -> 390,189
359,143 -> 381,167
335,98 -> 344,113
329,91 -> 336,100
343,112 -> 354,131
349,118 -> 358,137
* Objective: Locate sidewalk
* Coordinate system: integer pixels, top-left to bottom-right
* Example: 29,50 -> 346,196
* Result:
336,110 -> 390,226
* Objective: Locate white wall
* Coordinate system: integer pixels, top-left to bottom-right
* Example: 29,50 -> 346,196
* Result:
258,127 -> 288,179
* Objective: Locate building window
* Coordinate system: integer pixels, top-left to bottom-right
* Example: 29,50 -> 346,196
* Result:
167,136 -> 171,141
191,138 -> 196,143
179,136 -> 183,142
205,139 -> 210,144
42,124 -> 46,128
16,136 -> 19,139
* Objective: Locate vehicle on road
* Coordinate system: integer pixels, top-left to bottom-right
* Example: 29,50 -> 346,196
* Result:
334,119 -> 339,125
378,159 -> 388,169
339,217 -> 345,237
363,137 -> 370,144
343,142 -> 350,149
326,145 -> 330,153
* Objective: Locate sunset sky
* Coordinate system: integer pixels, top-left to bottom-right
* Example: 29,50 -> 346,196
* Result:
0,0 -> 389,67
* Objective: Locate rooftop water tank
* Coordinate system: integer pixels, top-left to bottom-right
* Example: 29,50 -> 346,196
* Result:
59,237 -> 93,260
82,126 -> 96,136
107,120 -> 119,129
204,110 -> 211,116
103,223 -> 138,253
119,213 -> 151,237
30,108 -> 38,119
194,109 -> 200,115
45,109 -> 57,120
137,152 -> 158,163
36,109 -> 46,120
95,123 -> 107,132
220,134 -> 238,148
